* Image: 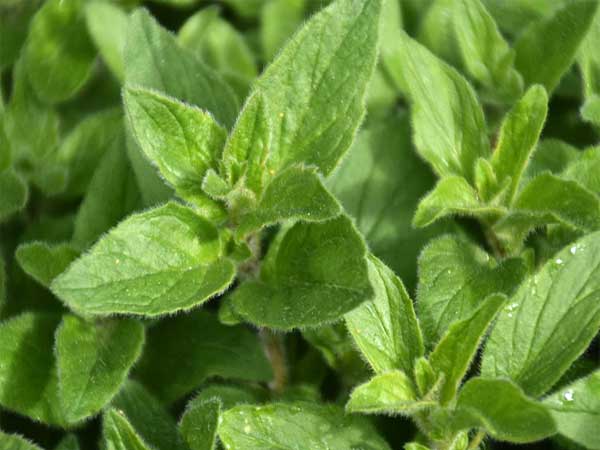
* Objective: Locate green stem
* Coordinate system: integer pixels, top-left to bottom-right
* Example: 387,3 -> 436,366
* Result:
468,430 -> 486,450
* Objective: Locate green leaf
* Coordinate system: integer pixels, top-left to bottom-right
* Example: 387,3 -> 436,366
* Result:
237,166 -> 341,238
482,231 -> 600,396
385,31 -> 489,182
135,310 -> 272,403
85,1 -> 128,81
179,397 -> 220,450
51,202 -> 236,317
328,111 -> 443,289
578,6 -> 600,124
562,146 -> 600,195
192,382 -> 267,410
0,118 -> 10,172
72,135 -> 140,249
4,59 -> 59,164
0,432 -> 43,450
429,293 -> 506,404
56,108 -> 125,197
55,315 -> 144,423
514,0 -> 598,93
125,9 -> 238,128
404,444 -> 430,450
303,322 -> 369,383
16,242 -> 79,288
453,377 -> 556,443
125,127 -> 173,208
0,169 -> 27,223
0,1 -> 41,71
0,255 -> 6,313
0,312 -> 63,425
178,7 -> 257,81
452,0 -> 523,100
413,176 -> 504,228
525,139 -> 579,181
124,86 -> 227,203
347,371 -> 434,415
253,0 -> 382,176
24,0 -> 95,103
111,380 -> 188,450
54,435 -> 80,450
221,92 -> 270,194
494,173 -> 600,248
231,216 -> 373,330
260,0 -> 305,62
491,85 -> 548,204
103,409 -> 152,450
346,255 -> 423,374
417,235 -> 526,347
544,370 -> 600,450
218,402 -> 391,450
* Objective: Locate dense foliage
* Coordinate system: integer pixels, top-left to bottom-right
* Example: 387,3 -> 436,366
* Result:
1,0 -> 600,449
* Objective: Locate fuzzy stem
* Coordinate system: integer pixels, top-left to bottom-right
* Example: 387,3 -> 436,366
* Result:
468,430 -> 486,450
260,328 -> 288,394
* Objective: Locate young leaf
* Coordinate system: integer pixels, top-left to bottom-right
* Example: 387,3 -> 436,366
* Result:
111,381 -> 189,450
0,169 -> 28,223
102,409 -> 152,450
494,173 -> 600,247
346,255 -> 424,375
55,315 -> 144,423
0,312 -> 63,425
429,293 -> 507,404
491,85 -> 548,204
221,92 -> 270,194
452,0 -> 523,100
135,310 -> 272,403
417,235 -> 526,347
15,242 -> 79,288
72,137 -> 140,249
231,216 -> 373,330
482,231 -> 600,397
413,176 -> 504,228
514,0 -> 598,93
544,370 -> 600,449
85,1 -> 128,81
453,377 -> 556,443
253,0 -> 382,176
328,111 -> 443,289
218,402 -> 391,450
236,166 -> 341,238
52,202 -> 236,317
385,31 -> 489,182
0,432 -> 43,450
124,86 -> 227,202
23,0 -> 95,103
347,371 -> 434,415
179,397 -> 220,450
125,9 -> 238,128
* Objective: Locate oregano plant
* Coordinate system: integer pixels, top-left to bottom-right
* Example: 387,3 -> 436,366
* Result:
0,0 -> 599,449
